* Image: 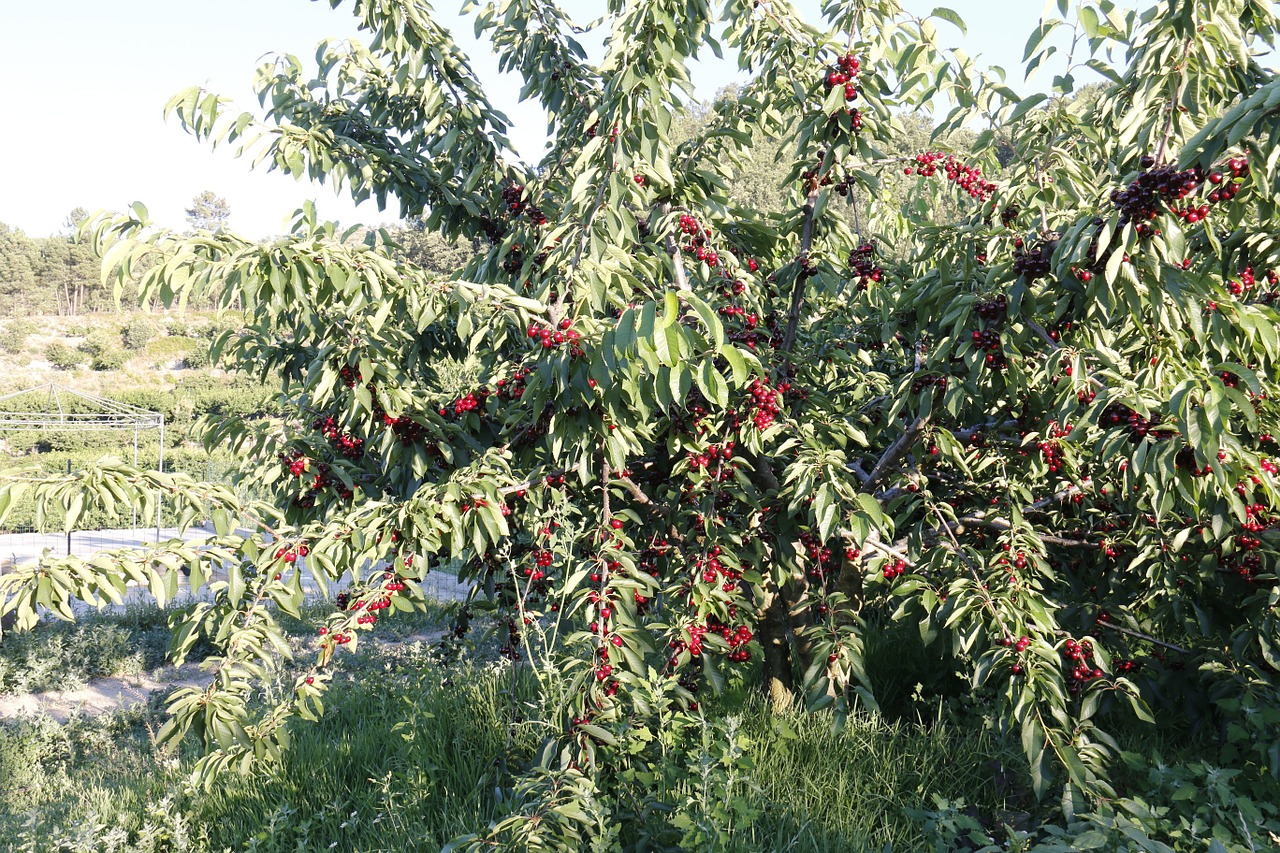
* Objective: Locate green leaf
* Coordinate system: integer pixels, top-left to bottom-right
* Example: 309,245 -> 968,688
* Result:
930,7 -> 966,35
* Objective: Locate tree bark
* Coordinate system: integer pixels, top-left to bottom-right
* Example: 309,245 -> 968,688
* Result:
760,581 -> 794,711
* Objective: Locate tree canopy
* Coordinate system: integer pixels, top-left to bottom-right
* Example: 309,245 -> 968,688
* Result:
4,0 -> 1280,846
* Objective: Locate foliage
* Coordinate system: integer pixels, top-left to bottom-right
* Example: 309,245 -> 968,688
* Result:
0,603 -> 202,696
45,342 -> 82,371
120,317 -> 158,351
0,318 -> 40,356
914,753 -> 1280,852
184,190 -> 231,233
1,634 -> 1023,852
141,335 -> 196,367
3,0 -> 1280,845
181,344 -> 209,370
90,348 -> 126,372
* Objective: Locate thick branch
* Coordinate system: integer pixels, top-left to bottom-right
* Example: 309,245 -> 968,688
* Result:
859,416 -> 930,494
780,182 -> 821,357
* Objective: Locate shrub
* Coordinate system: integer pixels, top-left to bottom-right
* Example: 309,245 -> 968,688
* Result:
45,342 -> 81,370
143,335 -> 195,368
1,319 -> 39,355
182,345 -> 210,370
165,318 -> 190,337
0,332 -> 26,356
90,348 -> 126,371
63,323 -> 92,337
77,329 -> 114,359
120,317 -> 157,351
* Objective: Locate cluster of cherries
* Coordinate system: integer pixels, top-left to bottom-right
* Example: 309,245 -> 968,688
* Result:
677,213 -> 722,268
746,378 -> 784,430
882,558 -> 908,580
1112,160 -> 1204,224
292,461 -> 353,508
1037,421 -> 1072,473
847,242 -> 884,289
1226,266 -> 1279,298
441,389 -> 488,420
274,542 -> 310,563
822,52 -> 864,133
910,374 -> 948,396
1099,402 -> 1166,444
280,449 -> 310,477
1174,445 -> 1213,477
494,366 -> 531,400
527,319 -> 584,355
687,442 -> 735,471
695,546 -> 743,593
523,549 -> 554,583
667,619 -> 754,665
1062,638 -> 1103,693
970,328 -> 1007,370
1012,237 -> 1054,282
338,365 -> 361,388
313,415 -> 364,460
1168,158 -> 1250,224
974,294 -> 1008,321
1112,155 -> 1249,229
998,635 -> 1033,675
366,394 -> 426,445
799,532 -> 837,581
500,181 -> 547,226
903,152 -> 997,202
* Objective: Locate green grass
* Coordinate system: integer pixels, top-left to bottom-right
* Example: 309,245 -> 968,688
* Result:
0,613 -> 1023,853
1,603 -> 1277,852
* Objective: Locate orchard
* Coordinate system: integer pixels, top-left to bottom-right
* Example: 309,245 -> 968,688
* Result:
4,0 -> 1280,848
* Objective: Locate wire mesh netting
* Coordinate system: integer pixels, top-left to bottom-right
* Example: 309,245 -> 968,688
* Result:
0,383 -> 473,613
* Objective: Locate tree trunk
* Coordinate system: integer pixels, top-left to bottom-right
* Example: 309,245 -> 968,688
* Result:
760,583 -> 794,711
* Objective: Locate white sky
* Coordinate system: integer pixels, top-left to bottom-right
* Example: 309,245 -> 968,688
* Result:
0,0 -> 1055,239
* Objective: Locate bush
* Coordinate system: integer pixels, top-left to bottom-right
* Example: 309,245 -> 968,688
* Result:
142,335 -> 195,368
63,323 -> 92,337
183,343 -> 210,369
91,348 -> 126,371
45,342 -> 82,370
77,329 -> 114,359
120,317 -> 157,351
165,319 -> 190,337
1,319 -> 39,355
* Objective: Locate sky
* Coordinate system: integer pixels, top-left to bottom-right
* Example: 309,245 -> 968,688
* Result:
0,0 -> 1061,240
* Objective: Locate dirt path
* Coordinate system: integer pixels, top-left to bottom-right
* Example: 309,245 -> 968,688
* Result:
0,663 -> 212,723
0,629 -> 447,723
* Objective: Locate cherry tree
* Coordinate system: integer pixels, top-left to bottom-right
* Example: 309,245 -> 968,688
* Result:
2,0 -> 1279,827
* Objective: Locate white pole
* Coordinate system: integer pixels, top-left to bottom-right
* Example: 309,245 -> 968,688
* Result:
156,415 -> 165,543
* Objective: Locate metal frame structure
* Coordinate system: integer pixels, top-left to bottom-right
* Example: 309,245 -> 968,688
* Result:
0,383 -> 166,540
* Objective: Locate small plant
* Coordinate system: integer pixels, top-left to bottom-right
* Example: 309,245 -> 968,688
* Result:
91,348 -> 126,371
77,329 -> 113,359
120,317 -> 157,351
1,319 -> 38,355
45,342 -> 81,370
182,343 -> 210,370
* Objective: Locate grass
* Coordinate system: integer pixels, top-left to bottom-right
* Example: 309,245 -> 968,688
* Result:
1,602 -> 1277,852
0,598 -> 1026,853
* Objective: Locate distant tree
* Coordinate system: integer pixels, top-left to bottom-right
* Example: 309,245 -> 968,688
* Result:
185,191 -> 232,232
382,220 -> 476,275
35,210 -> 103,316
0,224 -> 48,316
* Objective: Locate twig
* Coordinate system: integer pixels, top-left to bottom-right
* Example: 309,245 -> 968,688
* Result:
1094,620 -> 1191,655
1153,38 -> 1195,166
